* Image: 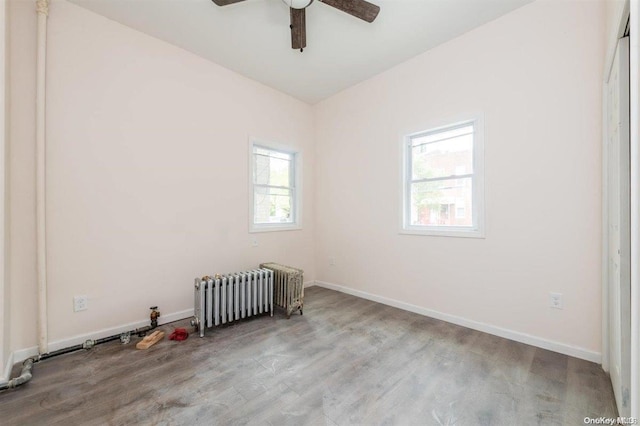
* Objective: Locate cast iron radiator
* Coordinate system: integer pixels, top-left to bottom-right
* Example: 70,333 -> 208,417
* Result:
259,262 -> 304,318
192,269 -> 273,337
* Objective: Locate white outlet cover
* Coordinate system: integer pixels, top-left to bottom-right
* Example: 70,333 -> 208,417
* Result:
74,295 -> 88,312
549,292 -> 563,309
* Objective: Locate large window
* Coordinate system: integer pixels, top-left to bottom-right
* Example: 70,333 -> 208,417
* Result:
250,141 -> 300,232
402,118 -> 484,238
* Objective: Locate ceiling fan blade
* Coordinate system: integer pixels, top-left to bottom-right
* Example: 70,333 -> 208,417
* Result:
290,8 -> 307,51
211,0 -> 247,6
319,0 -> 380,23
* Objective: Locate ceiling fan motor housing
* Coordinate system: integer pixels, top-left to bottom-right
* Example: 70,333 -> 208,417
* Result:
284,0 -> 313,9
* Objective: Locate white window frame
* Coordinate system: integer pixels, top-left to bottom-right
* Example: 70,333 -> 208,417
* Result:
400,116 -> 485,238
249,139 -> 302,233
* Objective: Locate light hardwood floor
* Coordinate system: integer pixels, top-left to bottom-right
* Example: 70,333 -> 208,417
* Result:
0,286 -> 617,425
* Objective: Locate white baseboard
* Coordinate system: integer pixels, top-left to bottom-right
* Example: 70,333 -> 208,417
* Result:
12,308 -> 194,364
9,281 -> 601,366
314,280 -> 601,364
1,351 -> 14,384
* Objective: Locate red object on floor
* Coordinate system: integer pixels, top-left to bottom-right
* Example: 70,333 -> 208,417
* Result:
169,328 -> 189,341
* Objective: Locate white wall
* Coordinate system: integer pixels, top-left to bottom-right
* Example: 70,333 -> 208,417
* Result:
0,0 -> 8,379
6,0 -> 607,361
7,0 -> 38,357
314,0 -> 605,355
9,0 -> 315,350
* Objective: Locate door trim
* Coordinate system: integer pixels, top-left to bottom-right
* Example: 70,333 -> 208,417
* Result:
629,0 -> 640,417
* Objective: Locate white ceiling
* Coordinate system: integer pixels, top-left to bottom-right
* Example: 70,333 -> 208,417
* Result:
69,0 -> 534,104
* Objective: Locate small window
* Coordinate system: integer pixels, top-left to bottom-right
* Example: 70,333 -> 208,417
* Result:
250,141 -> 300,232
402,118 -> 484,238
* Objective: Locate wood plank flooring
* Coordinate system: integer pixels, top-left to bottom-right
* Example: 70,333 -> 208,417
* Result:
0,287 -> 617,425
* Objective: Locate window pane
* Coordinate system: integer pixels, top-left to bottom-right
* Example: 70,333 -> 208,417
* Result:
254,186 -> 293,224
411,133 -> 473,180
254,153 -> 291,187
254,154 -> 292,187
254,146 -> 291,161
410,178 -> 473,227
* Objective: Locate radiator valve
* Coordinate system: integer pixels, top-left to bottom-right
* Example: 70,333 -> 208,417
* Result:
190,317 -> 200,332
150,306 -> 160,328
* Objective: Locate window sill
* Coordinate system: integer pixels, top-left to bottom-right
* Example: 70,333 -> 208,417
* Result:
250,224 -> 302,233
399,227 -> 485,239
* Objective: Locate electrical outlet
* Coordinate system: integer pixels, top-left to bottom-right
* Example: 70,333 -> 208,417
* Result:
329,257 -> 335,266
251,238 -> 258,247
549,292 -> 563,309
74,295 -> 88,312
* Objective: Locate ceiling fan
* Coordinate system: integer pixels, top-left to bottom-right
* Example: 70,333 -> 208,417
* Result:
210,0 -> 380,52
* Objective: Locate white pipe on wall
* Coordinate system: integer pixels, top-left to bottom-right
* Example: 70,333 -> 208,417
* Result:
35,0 -> 49,355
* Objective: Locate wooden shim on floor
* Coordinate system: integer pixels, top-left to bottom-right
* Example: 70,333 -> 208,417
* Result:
136,331 -> 164,350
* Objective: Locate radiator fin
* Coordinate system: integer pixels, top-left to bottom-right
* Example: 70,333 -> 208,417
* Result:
193,268 -> 273,337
